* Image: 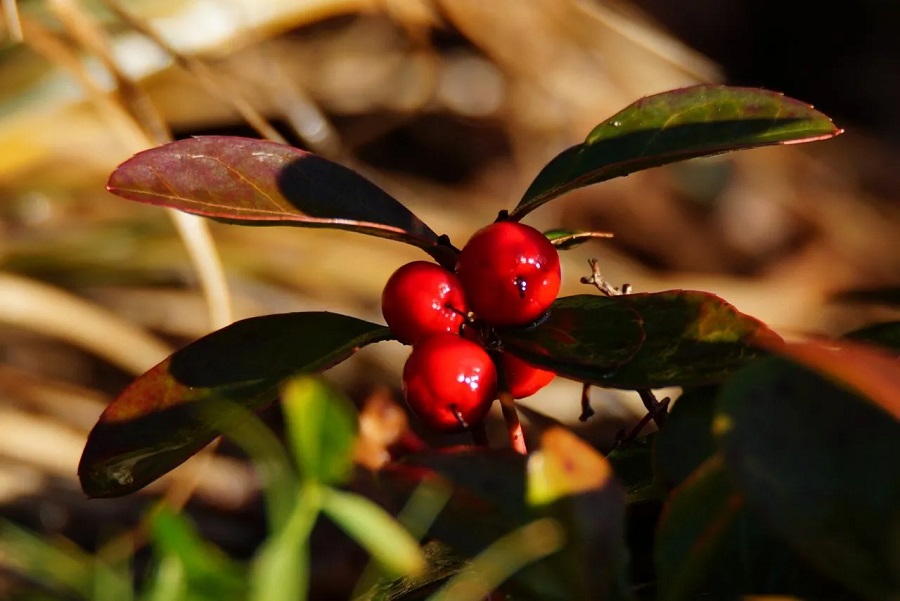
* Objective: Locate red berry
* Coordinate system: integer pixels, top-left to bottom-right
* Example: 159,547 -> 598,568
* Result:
402,334 -> 497,432
502,353 -> 556,399
382,261 -> 468,345
456,222 -> 561,326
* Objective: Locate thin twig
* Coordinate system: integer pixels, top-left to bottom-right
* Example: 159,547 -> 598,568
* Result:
615,395 -> 670,447
580,258 -> 631,296
101,0 -> 287,145
579,382 -> 595,422
637,389 -> 668,429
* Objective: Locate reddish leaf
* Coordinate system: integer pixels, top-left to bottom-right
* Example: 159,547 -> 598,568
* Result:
512,85 -> 841,219
107,137 -> 451,260
758,337 -> 900,421
78,312 -> 391,497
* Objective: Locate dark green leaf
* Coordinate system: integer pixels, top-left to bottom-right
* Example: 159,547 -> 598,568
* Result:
604,291 -> 777,388
381,449 -> 576,600
527,427 -> 630,601
512,85 -> 840,218
606,435 -> 662,502
654,455 -> 836,600
655,455 -> 744,601
502,291 -> 776,389
716,357 -> 900,600
78,312 -> 391,498
654,386 -> 719,489
282,377 -> 357,485
498,294 -> 645,379
107,137 -> 453,262
843,321 -> 900,352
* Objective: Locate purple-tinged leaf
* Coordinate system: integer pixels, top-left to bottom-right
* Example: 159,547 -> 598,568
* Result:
512,85 -> 841,219
107,137 -> 453,262
78,312 -> 391,498
654,386 -> 719,489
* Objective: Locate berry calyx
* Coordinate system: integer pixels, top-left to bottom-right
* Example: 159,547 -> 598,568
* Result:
501,353 -> 556,399
456,222 -> 561,326
402,334 -> 497,432
382,261 -> 468,345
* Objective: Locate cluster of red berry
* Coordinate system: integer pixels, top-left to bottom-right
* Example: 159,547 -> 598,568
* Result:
381,221 -> 562,432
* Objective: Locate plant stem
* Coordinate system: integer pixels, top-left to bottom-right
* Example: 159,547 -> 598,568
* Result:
637,389 -> 669,430
498,391 -> 527,454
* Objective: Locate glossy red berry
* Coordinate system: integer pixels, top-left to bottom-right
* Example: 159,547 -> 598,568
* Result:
456,222 -> 561,326
382,261 -> 468,345
501,353 -> 556,399
402,334 -> 497,432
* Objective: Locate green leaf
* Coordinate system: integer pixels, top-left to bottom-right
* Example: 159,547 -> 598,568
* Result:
498,294 -> 645,378
427,518 -> 566,601
606,435 -> 662,503
148,507 -> 245,600
207,403 -> 298,532
78,312 -> 391,498
512,85 -> 840,218
381,449 -> 572,600
0,519 -> 96,598
501,291 -> 776,389
655,455 -> 744,601
542,229 -> 614,250
605,291 -> 776,388
282,376 -> 357,485
526,428 -> 629,601
844,321 -> 900,352
321,487 -> 426,580
250,482 -> 321,601
107,137 -> 453,262
654,455 -> 832,600
654,386 -> 719,489
716,357 -> 900,600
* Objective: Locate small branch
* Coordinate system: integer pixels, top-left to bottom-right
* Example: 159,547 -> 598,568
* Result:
579,383 -> 595,422
498,391 -> 527,455
580,258 -> 631,296
637,389 -> 669,430
616,397 -> 669,447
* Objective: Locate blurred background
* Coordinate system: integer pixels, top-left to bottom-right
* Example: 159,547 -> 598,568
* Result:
1,0 -> 899,597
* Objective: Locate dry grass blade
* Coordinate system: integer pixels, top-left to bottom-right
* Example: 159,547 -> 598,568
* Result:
2,0 -> 22,42
21,1 -> 236,513
0,272 -> 171,374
